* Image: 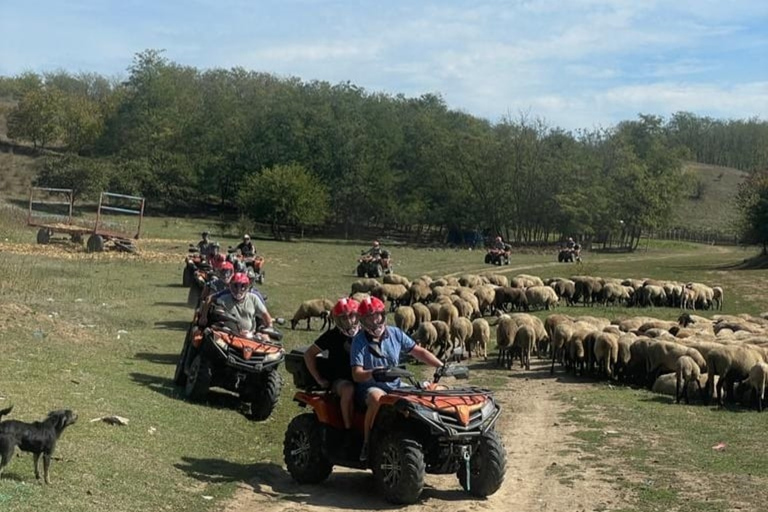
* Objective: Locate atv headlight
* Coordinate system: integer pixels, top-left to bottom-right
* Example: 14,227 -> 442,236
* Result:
411,404 -> 440,423
213,336 -> 228,350
480,400 -> 496,419
263,350 -> 284,363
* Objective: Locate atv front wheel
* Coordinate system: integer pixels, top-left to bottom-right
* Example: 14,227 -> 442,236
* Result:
173,337 -> 191,386
248,370 -> 282,421
373,434 -> 425,504
356,264 -> 366,278
457,429 -> 506,497
185,355 -> 211,401
283,413 -> 333,484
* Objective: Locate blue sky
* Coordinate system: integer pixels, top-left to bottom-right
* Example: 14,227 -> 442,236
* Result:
2,0 -> 767,129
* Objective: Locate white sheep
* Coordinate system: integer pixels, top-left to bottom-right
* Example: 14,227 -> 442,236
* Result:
290,299 -> 334,330
394,306 -> 416,335
675,355 -> 703,404
746,362 -> 768,412
469,318 -> 490,360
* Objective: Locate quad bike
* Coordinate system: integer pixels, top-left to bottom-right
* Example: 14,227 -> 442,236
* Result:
228,248 -> 266,284
356,250 -> 392,278
283,350 -> 506,504
183,246 -> 205,287
557,248 -> 581,263
174,309 -> 285,421
484,247 -> 510,266
187,264 -> 213,307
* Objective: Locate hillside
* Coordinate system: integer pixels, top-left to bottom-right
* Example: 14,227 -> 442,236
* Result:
672,161 -> 747,235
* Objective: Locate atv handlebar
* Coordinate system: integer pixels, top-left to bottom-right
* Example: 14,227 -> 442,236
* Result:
372,364 -> 470,387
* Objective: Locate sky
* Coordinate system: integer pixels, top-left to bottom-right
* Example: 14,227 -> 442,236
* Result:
2,0 -> 767,130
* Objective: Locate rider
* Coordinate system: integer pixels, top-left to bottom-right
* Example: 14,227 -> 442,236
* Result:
199,272 -> 273,331
491,235 -> 506,251
350,297 -> 443,462
197,232 -> 211,254
566,237 -> 575,250
303,298 -> 359,441
236,234 -> 255,258
361,240 -> 382,259
201,261 -> 234,301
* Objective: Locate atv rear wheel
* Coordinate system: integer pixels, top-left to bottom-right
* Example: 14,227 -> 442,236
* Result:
248,370 -> 282,421
373,434 -> 425,504
185,354 -> 211,402
182,266 -> 194,287
356,264 -> 366,278
373,264 -> 383,278
283,413 -> 333,484
457,430 -> 506,497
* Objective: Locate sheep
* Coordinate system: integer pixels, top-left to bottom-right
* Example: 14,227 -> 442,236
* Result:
616,316 -> 665,333
494,286 -> 528,313
593,332 -> 619,379
437,303 -> 459,328
458,274 -> 484,288
600,282 -> 631,306
496,315 -> 517,369
450,317 -> 473,361
451,297 -> 474,319
383,273 -> 411,288
483,273 -> 509,287
407,281 -> 432,304
653,372 -> 707,399
745,362 -> 768,412
550,322 -> 574,374
567,327 -> 594,376
290,299 -> 334,330
510,274 -> 544,288
350,278 -> 380,295
427,302 -> 442,321
350,292 -> 371,303
705,345 -> 766,406
712,286 -> 724,311
371,284 -> 409,311
550,279 -> 576,306
675,355 -> 703,404
615,332 -> 637,381
411,302 -> 431,331
645,341 -> 706,389
513,324 -> 536,370
572,276 -> 603,306
687,282 -> 715,310
431,320 -> 452,360
413,322 -> 438,350
639,285 -> 668,307
394,306 -> 416,335
525,286 -> 559,311
469,318 -> 490,360
473,285 -> 497,316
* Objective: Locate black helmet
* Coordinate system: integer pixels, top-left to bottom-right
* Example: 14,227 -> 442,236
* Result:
202,231 -> 209,237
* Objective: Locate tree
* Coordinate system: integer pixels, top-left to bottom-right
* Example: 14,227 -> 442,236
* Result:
736,170 -> 768,255
35,154 -> 110,202
237,163 -> 330,239
7,88 -> 63,148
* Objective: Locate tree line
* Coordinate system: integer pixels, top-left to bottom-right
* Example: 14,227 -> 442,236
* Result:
1,50 -> 766,247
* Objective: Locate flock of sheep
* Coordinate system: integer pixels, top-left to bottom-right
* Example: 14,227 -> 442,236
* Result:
289,271 -> 767,411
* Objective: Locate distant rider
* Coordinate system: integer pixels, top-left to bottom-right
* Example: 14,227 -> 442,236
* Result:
362,240 -> 382,259
304,298 -> 360,443
200,261 -> 234,302
236,234 -> 255,258
491,236 -> 506,251
350,297 -> 443,462
197,232 -> 211,255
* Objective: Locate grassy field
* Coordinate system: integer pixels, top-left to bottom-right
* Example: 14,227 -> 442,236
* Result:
0,203 -> 767,511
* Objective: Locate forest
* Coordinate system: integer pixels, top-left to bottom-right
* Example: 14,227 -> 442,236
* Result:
2,50 -> 768,247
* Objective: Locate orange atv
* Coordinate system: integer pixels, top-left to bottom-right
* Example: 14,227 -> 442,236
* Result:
174,309 -> 285,420
283,351 -> 506,504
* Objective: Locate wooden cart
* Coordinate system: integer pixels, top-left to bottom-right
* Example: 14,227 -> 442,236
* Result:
28,187 -> 146,253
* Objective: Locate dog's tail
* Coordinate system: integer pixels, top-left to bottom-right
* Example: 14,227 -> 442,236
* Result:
0,405 -> 13,420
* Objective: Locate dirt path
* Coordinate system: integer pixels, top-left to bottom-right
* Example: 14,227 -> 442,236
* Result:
220,359 -> 622,512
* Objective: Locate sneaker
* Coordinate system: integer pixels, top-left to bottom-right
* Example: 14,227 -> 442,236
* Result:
359,440 -> 369,462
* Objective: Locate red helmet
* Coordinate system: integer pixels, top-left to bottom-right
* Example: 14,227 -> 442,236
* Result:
332,298 -> 360,337
211,253 -> 226,269
359,297 -> 386,337
220,261 -> 234,272
230,272 -> 250,301
218,261 -> 235,283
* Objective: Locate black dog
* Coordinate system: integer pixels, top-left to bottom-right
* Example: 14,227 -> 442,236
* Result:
0,405 -> 78,484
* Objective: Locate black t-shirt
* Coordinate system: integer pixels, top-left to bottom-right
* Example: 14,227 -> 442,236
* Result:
237,241 -> 255,256
313,327 -> 353,382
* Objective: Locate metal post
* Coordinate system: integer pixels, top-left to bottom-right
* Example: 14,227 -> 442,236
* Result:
136,198 -> 145,239
95,192 -> 104,233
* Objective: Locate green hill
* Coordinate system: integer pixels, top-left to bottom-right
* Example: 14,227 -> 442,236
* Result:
672,162 -> 747,235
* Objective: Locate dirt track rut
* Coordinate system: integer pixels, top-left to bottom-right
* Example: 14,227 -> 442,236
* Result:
220,359 -> 622,512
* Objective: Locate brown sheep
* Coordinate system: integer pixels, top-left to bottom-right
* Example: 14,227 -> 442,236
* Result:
290,299 -> 334,330
675,355 -> 703,404
469,318 -> 490,360
513,324 -> 536,370
450,317 -> 473,360
394,306 -> 416,335
706,345 -> 766,406
411,302 -> 431,331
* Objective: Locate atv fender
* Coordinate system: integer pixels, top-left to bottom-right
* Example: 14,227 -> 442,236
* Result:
293,392 -> 347,430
